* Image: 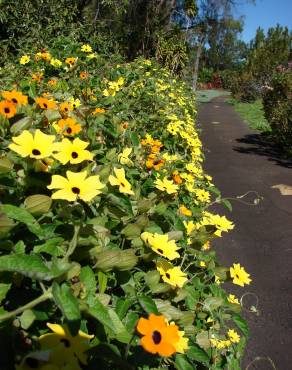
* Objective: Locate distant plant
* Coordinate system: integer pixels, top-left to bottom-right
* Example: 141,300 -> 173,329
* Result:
262,63 -> 292,149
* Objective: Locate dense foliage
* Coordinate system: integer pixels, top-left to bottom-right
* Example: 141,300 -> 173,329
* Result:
262,64 -> 292,149
0,44 -> 251,369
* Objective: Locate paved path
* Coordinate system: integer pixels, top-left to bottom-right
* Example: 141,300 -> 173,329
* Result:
198,97 -> 292,369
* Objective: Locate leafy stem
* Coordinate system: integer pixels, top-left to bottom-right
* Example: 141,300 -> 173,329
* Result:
63,224 -> 80,261
0,289 -> 52,322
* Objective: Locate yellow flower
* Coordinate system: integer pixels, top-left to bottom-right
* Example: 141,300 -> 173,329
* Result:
109,167 -> 134,195
227,329 -> 240,344
156,260 -> 187,288
183,220 -> 197,236
9,130 -> 56,159
53,138 -> 93,165
50,58 -> 62,67
69,98 -> 81,109
230,263 -> 252,287
39,323 -> 93,365
118,147 -> 134,167
195,189 -> 211,203
173,329 -> 189,353
227,294 -> 240,305
81,44 -> 92,53
202,241 -> 210,250
155,177 -> 179,194
87,53 -> 97,59
59,102 -> 72,115
179,205 -> 192,217
141,232 -> 180,260
48,171 -> 104,202
199,261 -> 206,268
20,55 -> 30,65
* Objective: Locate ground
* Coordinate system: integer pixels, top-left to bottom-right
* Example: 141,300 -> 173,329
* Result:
199,97 -> 292,369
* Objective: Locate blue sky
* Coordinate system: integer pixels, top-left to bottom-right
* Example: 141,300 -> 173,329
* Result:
235,0 -> 292,42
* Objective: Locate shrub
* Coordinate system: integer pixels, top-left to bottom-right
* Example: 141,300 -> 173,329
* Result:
229,72 -> 261,103
262,64 -> 292,149
0,44 -> 251,369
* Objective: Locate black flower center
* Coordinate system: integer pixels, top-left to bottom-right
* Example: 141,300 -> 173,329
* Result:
4,107 -> 10,113
71,151 -> 78,159
165,273 -> 171,279
67,127 -> 72,134
12,98 -> 18,104
152,330 -> 162,345
25,357 -> 39,368
43,103 -> 48,109
157,248 -> 163,254
32,149 -> 41,155
60,338 -> 71,347
72,187 -> 80,194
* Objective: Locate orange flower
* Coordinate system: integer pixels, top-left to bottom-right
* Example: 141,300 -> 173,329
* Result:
65,57 -> 76,66
137,314 -> 179,357
48,79 -> 57,87
35,97 -> 56,110
59,102 -> 72,115
151,145 -> 161,154
92,107 -> 105,115
80,71 -> 89,79
179,205 -> 192,217
0,100 -> 17,119
2,90 -> 28,106
173,172 -> 183,184
57,117 -> 81,136
31,72 -> 44,83
120,121 -> 129,130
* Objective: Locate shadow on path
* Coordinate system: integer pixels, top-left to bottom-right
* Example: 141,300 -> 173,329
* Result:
233,133 -> 292,169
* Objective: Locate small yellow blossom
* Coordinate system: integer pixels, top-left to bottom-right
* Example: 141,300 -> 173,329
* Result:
118,147 -> 134,167
227,329 -> 240,343
156,260 -> 187,288
19,55 -> 30,65
108,167 -> 134,195
81,44 -> 92,53
228,294 -> 240,305
155,177 -> 179,194
230,263 -> 252,287
141,232 -> 180,260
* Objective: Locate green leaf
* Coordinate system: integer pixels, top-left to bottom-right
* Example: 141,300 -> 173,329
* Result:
2,204 -> 45,238
130,132 -> 139,146
203,297 -> 224,311
138,295 -> 159,314
87,297 -> 116,333
10,117 -> 33,134
108,309 -> 131,343
98,271 -> 108,294
116,298 -> 133,320
0,283 -> 11,304
52,282 -> 81,322
80,266 -> 96,300
186,344 -> 209,364
175,354 -> 194,370
33,237 -> 65,257
0,254 -> 51,280
233,314 -> 249,337
222,198 -> 232,212
19,309 -> 36,330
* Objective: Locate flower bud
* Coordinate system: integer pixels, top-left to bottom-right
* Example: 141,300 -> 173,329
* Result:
24,194 -> 52,216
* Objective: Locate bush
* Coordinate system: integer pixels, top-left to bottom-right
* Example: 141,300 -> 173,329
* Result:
0,44 -> 251,369
229,72 -> 261,103
262,64 -> 292,149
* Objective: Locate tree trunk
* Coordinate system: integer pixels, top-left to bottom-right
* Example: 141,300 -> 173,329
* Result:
192,36 -> 205,91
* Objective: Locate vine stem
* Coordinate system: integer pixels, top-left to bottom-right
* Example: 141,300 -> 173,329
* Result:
0,289 -> 52,322
63,225 -> 80,261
